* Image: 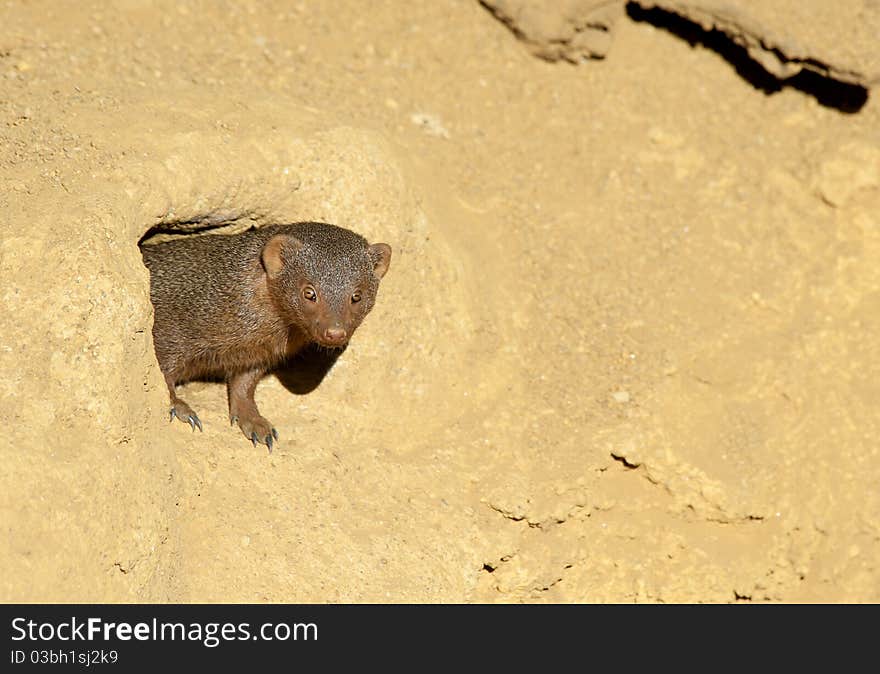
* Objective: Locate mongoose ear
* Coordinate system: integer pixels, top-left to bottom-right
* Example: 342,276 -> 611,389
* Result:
369,243 -> 392,280
262,234 -> 303,279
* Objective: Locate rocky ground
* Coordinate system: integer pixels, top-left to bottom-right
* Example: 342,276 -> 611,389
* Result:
1,0 -> 878,602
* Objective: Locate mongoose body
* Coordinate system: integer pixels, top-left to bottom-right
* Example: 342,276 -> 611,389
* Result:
141,222 -> 392,449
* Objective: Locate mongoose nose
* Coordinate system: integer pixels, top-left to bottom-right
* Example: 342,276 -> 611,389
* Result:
323,327 -> 347,344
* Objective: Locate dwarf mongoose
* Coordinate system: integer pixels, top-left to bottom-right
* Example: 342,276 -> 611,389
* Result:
141,222 -> 392,450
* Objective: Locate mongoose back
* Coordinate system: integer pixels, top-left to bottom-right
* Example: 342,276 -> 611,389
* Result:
141,221 -> 392,450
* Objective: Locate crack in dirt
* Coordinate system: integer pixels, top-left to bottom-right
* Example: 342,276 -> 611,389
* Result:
626,2 -> 869,112
611,452 -> 641,469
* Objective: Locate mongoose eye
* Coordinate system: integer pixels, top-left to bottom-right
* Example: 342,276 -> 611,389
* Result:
302,286 -> 317,302
351,291 -> 362,304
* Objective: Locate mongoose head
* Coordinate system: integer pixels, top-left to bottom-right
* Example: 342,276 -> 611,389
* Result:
261,223 -> 392,348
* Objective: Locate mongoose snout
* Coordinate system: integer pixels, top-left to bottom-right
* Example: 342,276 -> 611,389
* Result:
141,221 -> 392,450
321,326 -> 348,346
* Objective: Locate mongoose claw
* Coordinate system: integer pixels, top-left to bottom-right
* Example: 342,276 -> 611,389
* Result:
236,414 -> 277,450
169,400 -> 202,432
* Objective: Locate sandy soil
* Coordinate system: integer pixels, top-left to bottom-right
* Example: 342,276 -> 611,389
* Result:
1,0 -> 878,603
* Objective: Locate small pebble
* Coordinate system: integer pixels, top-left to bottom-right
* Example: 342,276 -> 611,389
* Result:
410,112 -> 450,138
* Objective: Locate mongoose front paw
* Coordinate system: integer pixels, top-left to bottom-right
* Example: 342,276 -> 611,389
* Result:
170,400 -> 203,432
231,414 -> 278,451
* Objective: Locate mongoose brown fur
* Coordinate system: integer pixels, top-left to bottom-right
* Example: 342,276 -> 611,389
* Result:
141,222 -> 392,450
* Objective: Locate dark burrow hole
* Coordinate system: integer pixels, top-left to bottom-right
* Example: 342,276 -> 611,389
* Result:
137,213 -> 257,247
625,2 -> 869,114
138,217 -> 342,396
